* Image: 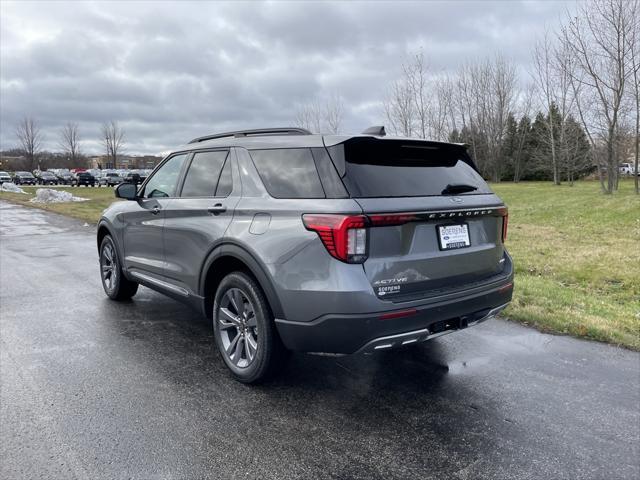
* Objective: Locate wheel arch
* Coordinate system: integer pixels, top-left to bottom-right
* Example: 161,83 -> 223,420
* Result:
200,244 -> 284,320
96,221 -> 113,253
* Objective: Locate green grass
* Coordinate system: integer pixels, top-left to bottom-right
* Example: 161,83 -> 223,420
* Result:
492,179 -> 639,350
2,180 -> 639,349
0,186 -> 121,223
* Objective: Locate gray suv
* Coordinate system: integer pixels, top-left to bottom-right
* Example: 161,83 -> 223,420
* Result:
97,127 -> 513,383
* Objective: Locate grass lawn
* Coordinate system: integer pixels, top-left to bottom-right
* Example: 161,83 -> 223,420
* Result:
2,180 -> 639,349
492,179 -> 639,350
0,185 -> 121,223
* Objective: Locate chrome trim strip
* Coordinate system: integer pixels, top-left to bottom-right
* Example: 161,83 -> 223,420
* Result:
129,271 -> 190,297
357,302 -> 510,354
370,206 -> 508,223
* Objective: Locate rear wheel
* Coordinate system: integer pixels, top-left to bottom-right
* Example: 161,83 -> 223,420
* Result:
99,235 -> 138,300
213,272 -> 288,383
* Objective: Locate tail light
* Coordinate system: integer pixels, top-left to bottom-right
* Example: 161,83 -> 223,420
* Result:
304,208 -> 509,262
302,214 -> 368,263
501,210 -> 508,243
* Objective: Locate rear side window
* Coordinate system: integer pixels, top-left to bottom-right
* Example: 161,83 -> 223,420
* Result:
215,159 -> 233,197
250,148 -> 324,199
181,150 -> 229,197
328,140 -> 491,198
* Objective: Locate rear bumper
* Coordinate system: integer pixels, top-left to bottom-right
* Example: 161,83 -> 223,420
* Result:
275,279 -> 513,354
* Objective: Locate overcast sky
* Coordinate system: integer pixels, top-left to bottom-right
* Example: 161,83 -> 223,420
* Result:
1,0 -> 574,155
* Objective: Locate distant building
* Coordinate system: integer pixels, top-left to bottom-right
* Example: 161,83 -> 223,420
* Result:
0,154 -> 27,171
89,155 -> 163,170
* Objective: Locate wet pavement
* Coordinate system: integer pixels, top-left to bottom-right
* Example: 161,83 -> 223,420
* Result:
1,201 -> 639,479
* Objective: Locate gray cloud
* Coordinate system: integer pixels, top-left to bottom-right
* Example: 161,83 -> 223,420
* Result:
1,0 -> 572,155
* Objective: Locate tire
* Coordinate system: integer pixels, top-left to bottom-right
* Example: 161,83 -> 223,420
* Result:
213,272 -> 289,383
99,235 -> 138,300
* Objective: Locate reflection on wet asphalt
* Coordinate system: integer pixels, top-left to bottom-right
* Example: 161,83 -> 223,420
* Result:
1,201 -> 639,479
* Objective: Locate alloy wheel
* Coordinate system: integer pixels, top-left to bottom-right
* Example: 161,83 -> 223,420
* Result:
100,242 -> 118,293
218,288 -> 259,368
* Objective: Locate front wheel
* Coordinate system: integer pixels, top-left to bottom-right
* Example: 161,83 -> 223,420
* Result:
213,272 -> 289,383
99,235 -> 138,300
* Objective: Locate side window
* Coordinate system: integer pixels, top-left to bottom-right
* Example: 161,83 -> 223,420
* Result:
143,153 -> 187,198
311,147 -> 347,198
249,148 -> 325,199
181,150 -> 228,197
215,159 -> 233,197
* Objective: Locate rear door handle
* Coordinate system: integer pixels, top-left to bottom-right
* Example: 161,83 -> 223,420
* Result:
208,203 -> 227,215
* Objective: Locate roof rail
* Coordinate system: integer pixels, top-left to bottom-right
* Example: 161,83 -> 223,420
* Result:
188,127 -> 312,144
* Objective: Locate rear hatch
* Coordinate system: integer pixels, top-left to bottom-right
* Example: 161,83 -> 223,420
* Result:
326,137 -> 509,301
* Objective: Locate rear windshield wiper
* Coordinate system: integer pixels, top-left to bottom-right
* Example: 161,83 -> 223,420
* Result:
441,183 -> 478,195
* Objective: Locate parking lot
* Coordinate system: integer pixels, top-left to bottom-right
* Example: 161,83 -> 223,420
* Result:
1,201 -> 639,479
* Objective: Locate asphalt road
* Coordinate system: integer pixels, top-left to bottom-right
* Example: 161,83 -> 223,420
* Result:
1,201 -> 639,480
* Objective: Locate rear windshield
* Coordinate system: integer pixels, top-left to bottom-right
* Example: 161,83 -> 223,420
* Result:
328,139 -> 491,198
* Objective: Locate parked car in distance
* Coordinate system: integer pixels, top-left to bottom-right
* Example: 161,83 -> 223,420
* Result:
102,172 -> 124,186
135,169 -> 149,183
97,126 -> 513,384
0,171 -> 12,184
36,171 -> 59,185
13,171 -> 36,185
122,171 -> 142,184
619,163 -> 638,176
55,171 -> 74,185
72,172 -> 96,187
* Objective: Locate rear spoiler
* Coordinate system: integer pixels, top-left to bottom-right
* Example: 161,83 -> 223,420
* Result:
327,136 -> 481,175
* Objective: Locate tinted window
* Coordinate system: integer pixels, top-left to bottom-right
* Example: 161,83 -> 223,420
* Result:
250,148 -> 324,199
143,153 -> 187,198
215,158 -> 233,197
311,148 -> 347,198
181,150 -> 228,197
329,140 -> 491,198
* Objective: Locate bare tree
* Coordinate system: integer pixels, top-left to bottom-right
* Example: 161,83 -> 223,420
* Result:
405,51 -> 429,139
452,56 -> 517,180
385,52 -> 455,141
294,94 -> 344,134
532,33 -> 560,184
294,100 -> 322,133
512,84 -> 536,182
384,76 -> 415,137
15,117 -> 42,171
58,122 -> 82,165
324,93 -> 344,134
101,120 -> 125,168
627,0 -> 640,194
561,0 -> 637,193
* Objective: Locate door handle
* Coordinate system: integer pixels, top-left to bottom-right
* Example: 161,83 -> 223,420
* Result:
208,203 -> 227,215
151,205 -> 161,215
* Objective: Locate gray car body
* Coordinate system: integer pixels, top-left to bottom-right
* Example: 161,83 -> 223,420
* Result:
97,133 -> 513,354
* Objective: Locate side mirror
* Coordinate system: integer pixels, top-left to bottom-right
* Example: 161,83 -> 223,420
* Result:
115,182 -> 138,200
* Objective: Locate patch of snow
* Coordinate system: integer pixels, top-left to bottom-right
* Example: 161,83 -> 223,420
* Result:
1,182 -> 27,194
30,188 -> 88,203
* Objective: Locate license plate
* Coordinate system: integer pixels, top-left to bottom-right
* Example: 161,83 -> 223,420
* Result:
437,224 -> 470,250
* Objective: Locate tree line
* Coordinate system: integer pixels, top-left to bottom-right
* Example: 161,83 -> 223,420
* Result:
6,0 -> 637,194
6,119 -> 126,172
295,0 -> 639,194
382,0 -> 639,193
